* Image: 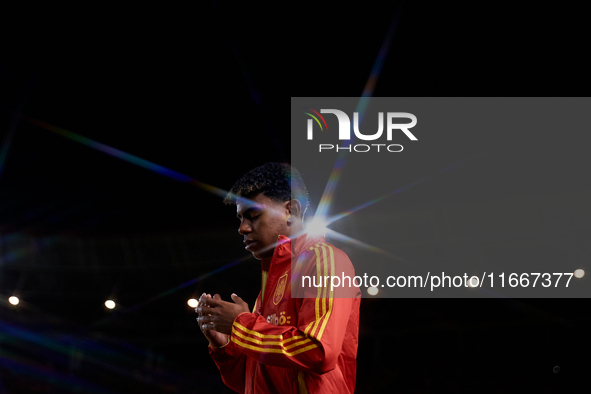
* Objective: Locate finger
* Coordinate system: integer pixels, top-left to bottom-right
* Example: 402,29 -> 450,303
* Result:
197,315 -> 214,324
201,322 -> 215,331
196,294 -> 206,313
231,293 -> 247,306
196,305 -> 216,315
198,294 -> 209,308
201,297 -> 224,308
213,293 -> 222,300
196,318 -> 210,332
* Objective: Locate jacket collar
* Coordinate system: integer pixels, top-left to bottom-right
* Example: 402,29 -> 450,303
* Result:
276,232 -> 326,258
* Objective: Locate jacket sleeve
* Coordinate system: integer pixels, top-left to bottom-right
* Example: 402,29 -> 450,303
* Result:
208,338 -> 247,393
230,243 -> 358,374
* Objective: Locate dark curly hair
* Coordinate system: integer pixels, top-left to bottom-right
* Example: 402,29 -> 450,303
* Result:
224,162 -> 310,216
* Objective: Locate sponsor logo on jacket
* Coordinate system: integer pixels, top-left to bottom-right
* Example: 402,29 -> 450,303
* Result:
267,311 -> 292,326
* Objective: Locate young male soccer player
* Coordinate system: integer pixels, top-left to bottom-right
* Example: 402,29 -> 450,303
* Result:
196,162 -> 360,393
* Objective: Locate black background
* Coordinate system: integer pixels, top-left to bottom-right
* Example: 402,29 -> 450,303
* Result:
1,1 -> 590,393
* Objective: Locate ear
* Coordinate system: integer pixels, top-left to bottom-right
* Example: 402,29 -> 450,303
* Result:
288,199 -> 302,219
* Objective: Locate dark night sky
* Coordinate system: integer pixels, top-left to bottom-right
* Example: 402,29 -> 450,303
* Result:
1,1 -> 590,393
1,1 -> 589,234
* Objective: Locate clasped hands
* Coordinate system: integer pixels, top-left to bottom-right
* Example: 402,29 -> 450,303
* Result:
195,293 -> 250,348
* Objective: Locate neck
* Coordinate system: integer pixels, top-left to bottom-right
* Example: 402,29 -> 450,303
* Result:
261,257 -> 271,271
290,221 -> 304,256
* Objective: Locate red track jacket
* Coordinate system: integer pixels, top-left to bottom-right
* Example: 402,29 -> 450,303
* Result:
209,234 -> 361,393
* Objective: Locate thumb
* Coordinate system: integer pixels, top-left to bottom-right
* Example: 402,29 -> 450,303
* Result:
231,293 -> 247,305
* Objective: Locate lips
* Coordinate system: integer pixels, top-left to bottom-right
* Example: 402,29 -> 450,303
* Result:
244,239 -> 257,250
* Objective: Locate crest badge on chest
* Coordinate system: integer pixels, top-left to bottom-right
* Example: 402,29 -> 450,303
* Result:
273,272 -> 289,305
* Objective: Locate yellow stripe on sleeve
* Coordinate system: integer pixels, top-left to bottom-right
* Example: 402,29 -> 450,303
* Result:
317,244 -> 335,340
310,244 -> 335,338
233,322 -> 283,340
232,327 -> 313,350
308,246 -> 324,337
315,246 -> 321,321
231,336 -> 318,356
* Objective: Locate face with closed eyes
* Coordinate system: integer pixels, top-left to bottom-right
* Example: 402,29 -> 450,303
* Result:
236,193 -> 291,261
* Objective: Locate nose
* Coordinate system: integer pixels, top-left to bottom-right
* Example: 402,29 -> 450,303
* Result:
238,220 -> 252,235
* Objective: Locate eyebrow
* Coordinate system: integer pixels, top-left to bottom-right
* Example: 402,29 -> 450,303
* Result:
236,206 -> 262,219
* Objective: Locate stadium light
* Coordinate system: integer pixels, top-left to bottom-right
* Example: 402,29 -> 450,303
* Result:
367,287 -> 379,296
187,298 -> 198,308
